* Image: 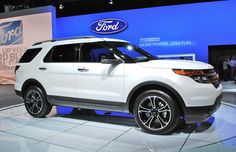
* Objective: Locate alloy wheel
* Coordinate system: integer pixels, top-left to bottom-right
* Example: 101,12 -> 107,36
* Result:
25,89 -> 43,115
138,96 -> 171,130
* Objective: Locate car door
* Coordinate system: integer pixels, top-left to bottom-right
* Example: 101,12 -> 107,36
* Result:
74,42 -> 125,102
36,44 -> 77,98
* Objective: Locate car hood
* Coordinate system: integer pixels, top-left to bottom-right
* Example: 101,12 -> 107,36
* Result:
138,60 -> 214,70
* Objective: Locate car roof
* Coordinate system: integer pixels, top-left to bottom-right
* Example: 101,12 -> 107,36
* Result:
30,36 -> 127,48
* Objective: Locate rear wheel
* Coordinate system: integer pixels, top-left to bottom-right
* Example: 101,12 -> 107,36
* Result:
24,86 -> 52,118
133,90 -> 179,134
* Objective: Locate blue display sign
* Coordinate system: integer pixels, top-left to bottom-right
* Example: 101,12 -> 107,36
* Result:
0,20 -> 23,46
90,18 -> 128,34
56,0 -> 236,63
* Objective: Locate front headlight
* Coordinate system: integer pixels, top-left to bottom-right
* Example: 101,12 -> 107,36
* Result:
173,69 -> 211,83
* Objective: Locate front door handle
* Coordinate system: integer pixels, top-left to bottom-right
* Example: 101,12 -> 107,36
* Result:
39,67 -> 47,71
77,68 -> 89,72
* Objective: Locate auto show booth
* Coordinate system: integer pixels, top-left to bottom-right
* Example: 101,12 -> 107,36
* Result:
1,1 -> 236,151
0,0 -> 236,84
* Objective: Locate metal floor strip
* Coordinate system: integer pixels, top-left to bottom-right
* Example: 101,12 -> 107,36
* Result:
0,103 -> 24,111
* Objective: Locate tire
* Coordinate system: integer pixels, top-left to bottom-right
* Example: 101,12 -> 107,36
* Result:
24,86 -> 52,118
133,90 -> 179,134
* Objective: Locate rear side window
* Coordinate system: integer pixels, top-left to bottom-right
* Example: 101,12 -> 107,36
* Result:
19,48 -> 42,63
44,44 -> 77,62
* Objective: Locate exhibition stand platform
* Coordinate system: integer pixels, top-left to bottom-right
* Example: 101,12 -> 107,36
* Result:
0,102 -> 236,152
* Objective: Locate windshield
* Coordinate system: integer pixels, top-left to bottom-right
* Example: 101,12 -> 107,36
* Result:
107,42 -> 157,62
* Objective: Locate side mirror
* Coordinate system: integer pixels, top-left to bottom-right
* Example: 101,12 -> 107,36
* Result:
101,58 -> 123,64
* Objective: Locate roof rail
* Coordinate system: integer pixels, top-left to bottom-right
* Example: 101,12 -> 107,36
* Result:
32,40 -> 53,46
32,36 -> 96,46
54,36 -> 96,41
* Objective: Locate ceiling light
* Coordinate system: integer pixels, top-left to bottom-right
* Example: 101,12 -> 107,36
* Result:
108,0 -> 113,5
59,3 -> 64,9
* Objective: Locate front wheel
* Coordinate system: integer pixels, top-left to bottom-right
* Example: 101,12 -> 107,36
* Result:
24,86 -> 52,118
133,90 -> 179,134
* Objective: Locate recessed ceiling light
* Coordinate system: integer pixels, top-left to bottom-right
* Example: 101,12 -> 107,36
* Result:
108,0 -> 113,5
59,3 -> 64,9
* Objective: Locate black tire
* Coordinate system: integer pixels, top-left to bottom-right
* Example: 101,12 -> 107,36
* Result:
133,90 -> 179,134
24,86 -> 52,118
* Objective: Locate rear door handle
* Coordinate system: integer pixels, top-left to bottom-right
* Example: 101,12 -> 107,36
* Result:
39,67 -> 47,71
77,68 -> 89,72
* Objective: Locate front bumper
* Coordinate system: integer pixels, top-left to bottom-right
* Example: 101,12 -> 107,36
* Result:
184,92 -> 222,123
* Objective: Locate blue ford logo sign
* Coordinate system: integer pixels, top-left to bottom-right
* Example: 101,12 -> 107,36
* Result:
91,18 -> 128,34
0,20 -> 23,46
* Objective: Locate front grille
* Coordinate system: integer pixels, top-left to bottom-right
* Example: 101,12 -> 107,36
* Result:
203,69 -> 220,88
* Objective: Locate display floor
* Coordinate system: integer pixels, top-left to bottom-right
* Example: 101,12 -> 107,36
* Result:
0,103 -> 236,152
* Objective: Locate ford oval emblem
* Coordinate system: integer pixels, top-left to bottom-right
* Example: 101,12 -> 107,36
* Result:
90,18 -> 128,34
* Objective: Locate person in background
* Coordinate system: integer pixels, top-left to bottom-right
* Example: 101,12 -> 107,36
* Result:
229,56 -> 236,80
223,58 -> 229,81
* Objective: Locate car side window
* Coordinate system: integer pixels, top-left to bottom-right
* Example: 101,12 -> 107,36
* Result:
44,44 -> 77,63
19,48 -> 42,63
80,43 -> 116,62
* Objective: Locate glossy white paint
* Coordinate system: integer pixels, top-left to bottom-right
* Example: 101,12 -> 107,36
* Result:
15,37 -> 222,109
139,60 -> 213,69
37,63 -> 76,98
74,63 -> 125,102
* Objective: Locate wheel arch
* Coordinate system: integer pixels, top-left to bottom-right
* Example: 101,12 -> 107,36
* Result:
21,79 -> 47,98
125,81 -> 186,115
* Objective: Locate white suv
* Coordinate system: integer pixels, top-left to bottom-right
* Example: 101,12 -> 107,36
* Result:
15,36 -> 222,134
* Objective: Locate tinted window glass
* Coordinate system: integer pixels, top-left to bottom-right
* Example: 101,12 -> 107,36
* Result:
43,49 -> 52,62
80,43 -> 115,62
49,44 -> 77,62
19,48 -> 42,63
107,42 -> 157,62
117,45 -> 145,60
